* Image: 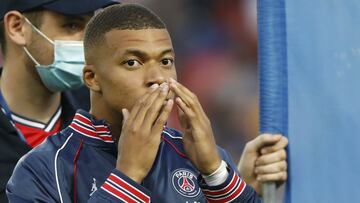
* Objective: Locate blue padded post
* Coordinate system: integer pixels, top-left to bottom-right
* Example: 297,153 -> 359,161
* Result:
258,0 -> 288,202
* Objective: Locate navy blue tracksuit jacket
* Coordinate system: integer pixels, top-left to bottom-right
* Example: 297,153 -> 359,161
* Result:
7,110 -> 261,202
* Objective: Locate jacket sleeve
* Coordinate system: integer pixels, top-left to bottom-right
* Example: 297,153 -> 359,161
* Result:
6,157 -> 61,203
196,148 -> 262,203
88,169 -> 151,203
8,160 -> 151,203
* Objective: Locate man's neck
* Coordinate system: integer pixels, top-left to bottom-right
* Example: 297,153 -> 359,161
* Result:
89,95 -> 123,143
0,56 -> 61,123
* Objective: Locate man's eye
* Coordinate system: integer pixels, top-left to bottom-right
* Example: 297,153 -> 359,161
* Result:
63,23 -> 83,32
123,60 -> 141,68
161,59 -> 174,66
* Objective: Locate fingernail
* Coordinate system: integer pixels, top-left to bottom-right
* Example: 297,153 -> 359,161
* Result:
150,84 -> 159,90
274,135 -> 281,140
169,78 -> 176,83
161,84 -> 169,93
169,82 -> 176,89
167,99 -> 174,106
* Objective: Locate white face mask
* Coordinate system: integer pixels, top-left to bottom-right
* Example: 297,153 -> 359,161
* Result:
23,17 -> 85,92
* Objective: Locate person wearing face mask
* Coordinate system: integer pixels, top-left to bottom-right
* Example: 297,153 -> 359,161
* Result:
22,17 -> 86,92
0,0 -> 118,202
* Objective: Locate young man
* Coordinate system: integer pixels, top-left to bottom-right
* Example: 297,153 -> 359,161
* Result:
0,0 -> 117,202
7,3 -> 288,203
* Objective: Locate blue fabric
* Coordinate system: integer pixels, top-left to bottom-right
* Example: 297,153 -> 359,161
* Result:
258,0 -> 360,202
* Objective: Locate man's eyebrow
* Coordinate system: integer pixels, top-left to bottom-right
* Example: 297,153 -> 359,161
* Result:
123,49 -> 149,59
63,15 -> 88,22
123,49 -> 175,59
160,49 -> 175,56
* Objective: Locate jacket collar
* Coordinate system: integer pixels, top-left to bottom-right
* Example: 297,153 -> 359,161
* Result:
64,110 -> 114,145
63,110 -> 188,155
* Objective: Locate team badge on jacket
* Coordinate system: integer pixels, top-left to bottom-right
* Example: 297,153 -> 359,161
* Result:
171,169 -> 201,198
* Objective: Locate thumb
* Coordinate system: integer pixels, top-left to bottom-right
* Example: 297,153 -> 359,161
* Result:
122,108 -> 130,127
247,134 -> 282,152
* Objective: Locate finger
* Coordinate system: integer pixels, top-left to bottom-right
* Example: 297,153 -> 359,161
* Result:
255,160 -> 287,175
257,171 -> 287,182
131,84 -> 165,128
177,106 -> 189,130
175,97 -> 197,124
169,78 -> 194,99
169,78 -> 197,108
255,149 -> 287,166
260,136 -> 288,154
122,108 -> 130,127
246,134 -> 282,152
128,83 -> 159,122
144,83 -> 170,128
152,99 -> 174,134
169,78 -> 209,120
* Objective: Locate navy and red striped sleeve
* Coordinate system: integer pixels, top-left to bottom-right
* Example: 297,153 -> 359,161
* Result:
89,169 -> 151,203
198,164 -> 262,203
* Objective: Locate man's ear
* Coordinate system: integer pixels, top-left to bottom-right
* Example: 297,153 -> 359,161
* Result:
4,11 -> 28,46
83,65 -> 101,92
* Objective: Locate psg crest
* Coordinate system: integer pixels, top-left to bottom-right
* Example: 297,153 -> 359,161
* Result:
171,169 -> 201,198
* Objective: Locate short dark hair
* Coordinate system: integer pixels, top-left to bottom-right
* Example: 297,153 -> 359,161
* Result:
0,22 -> 5,55
0,10 -> 43,56
84,4 -> 166,62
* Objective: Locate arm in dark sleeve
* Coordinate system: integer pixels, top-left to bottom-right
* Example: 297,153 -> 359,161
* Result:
6,158 -> 60,203
196,147 -> 262,203
8,162 -> 151,203
88,169 -> 151,203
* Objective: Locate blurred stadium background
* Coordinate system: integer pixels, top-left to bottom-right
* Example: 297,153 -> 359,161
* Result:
0,0 -> 259,163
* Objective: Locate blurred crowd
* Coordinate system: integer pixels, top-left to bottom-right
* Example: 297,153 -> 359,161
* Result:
0,0 -> 259,161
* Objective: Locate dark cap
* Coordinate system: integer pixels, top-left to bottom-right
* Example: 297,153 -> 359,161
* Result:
1,0 -> 119,20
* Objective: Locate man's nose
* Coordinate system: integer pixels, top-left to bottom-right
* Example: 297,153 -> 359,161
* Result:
145,66 -> 167,87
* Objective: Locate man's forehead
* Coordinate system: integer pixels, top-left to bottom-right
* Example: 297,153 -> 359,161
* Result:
104,29 -> 173,52
43,10 -> 93,21
105,29 -> 171,42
